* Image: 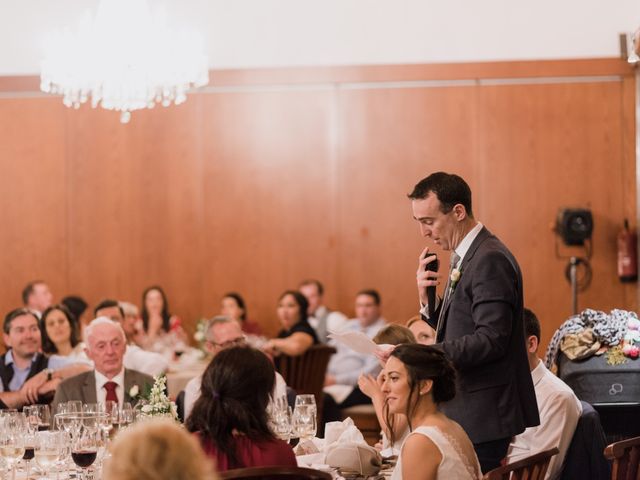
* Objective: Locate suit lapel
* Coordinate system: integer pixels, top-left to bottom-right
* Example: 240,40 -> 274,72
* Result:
82,373 -> 98,404
437,227 -> 492,341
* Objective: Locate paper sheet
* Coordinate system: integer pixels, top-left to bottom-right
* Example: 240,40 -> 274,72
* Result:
327,329 -> 393,356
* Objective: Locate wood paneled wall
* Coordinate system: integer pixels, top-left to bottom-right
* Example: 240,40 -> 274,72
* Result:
0,59 -> 636,352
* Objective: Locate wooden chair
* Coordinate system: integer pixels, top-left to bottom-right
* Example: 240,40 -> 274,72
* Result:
604,435 -> 640,480
274,344 -> 336,419
219,466 -> 332,479
483,447 -> 559,480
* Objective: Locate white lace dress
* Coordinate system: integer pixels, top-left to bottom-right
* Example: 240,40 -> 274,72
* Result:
390,426 -> 482,480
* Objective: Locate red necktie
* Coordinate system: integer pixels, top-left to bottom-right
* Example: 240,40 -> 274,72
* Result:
104,381 -> 119,404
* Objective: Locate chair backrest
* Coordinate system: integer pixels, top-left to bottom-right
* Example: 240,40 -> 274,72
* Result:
483,447 -> 559,480
274,344 -> 336,401
219,466 -> 332,480
605,435 -> 640,480
560,400 -> 610,480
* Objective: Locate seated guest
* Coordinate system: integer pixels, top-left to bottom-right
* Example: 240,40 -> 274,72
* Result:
119,301 -> 146,347
221,292 -> 262,335
406,316 -> 436,346
184,316 -> 287,420
40,304 -> 87,361
359,324 -> 415,455
263,290 -> 319,357
385,344 -> 481,480
61,295 -> 89,333
95,300 -> 169,377
52,318 -> 154,411
1,308 -> 89,409
104,418 -> 217,480
187,346 -> 297,471
22,280 -> 53,318
506,309 -> 582,480
298,279 -> 348,343
323,289 -> 386,422
138,285 -> 187,353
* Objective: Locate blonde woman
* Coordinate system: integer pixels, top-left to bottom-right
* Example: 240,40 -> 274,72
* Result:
104,419 -> 217,480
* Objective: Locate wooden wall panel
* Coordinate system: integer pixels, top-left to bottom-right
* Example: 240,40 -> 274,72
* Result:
0,97 -> 67,313
199,90 -> 337,335
0,58 -> 636,353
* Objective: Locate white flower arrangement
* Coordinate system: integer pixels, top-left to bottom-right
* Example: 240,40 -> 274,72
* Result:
450,268 -> 462,292
136,374 -> 178,421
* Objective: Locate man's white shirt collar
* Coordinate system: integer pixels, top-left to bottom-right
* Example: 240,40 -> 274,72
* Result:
95,368 -> 125,391
453,222 -> 483,268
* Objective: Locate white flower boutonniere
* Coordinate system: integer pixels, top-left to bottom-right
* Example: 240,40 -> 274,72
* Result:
129,385 -> 139,399
450,268 -> 462,292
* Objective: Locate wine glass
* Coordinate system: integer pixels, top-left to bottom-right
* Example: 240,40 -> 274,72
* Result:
71,414 -> 99,480
27,404 -> 52,431
0,412 -> 27,480
273,405 -> 293,442
35,430 -> 64,480
120,403 -> 134,431
292,395 -> 317,442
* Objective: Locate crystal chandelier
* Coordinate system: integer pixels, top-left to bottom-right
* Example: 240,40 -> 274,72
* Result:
40,0 -> 209,123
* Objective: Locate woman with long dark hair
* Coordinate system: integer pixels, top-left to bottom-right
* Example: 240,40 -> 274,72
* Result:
384,344 -> 481,480
262,290 -> 318,357
40,304 -> 84,359
139,285 -> 186,353
186,346 -> 296,471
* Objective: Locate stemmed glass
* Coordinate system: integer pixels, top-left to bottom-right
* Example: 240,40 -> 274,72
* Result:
71,414 -> 99,480
292,395 -> 317,442
35,430 -> 66,480
0,411 -> 27,480
269,395 -> 293,442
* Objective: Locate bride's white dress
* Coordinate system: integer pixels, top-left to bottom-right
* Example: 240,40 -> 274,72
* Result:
390,426 -> 482,480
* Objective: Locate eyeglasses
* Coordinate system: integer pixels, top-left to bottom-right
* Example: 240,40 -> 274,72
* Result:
207,336 -> 246,349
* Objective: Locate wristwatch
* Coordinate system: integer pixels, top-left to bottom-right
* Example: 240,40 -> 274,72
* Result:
44,368 -> 53,381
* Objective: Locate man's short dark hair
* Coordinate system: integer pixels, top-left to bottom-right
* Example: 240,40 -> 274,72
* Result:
94,299 -> 125,318
523,308 -> 541,342
299,279 -> 324,296
4,307 -> 39,334
357,289 -> 381,306
407,172 -> 474,218
22,280 -> 45,306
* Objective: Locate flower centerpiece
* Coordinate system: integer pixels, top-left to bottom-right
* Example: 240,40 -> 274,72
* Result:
193,317 -> 210,357
136,374 -> 179,421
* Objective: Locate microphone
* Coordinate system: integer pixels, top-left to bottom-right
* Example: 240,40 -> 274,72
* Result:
425,253 -> 439,318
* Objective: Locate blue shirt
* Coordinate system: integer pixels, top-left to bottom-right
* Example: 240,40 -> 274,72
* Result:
0,350 -> 72,392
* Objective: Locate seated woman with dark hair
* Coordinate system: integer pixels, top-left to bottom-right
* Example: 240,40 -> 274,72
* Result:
221,292 -> 262,335
262,290 -> 318,357
384,344 -> 481,480
186,346 -> 296,471
40,304 -> 88,362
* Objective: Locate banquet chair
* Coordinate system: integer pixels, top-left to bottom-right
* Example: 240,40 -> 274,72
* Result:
219,466 -> 332,479
604,435 -> 640,480
274,344 -> 336,420
483,447 -> 559,480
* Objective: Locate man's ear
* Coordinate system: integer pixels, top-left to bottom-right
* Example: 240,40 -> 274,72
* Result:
526,335 -> 539,354
2,332 -> 11,349
452,203 -> 467,221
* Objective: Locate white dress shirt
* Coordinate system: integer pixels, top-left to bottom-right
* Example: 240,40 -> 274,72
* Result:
506,360 -> 582,480
183,371 -> 288,421
123,344 -> 169,377
94,368 -> 126,408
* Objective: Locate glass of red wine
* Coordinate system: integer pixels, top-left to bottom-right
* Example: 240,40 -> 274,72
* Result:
71,414 -> 99,480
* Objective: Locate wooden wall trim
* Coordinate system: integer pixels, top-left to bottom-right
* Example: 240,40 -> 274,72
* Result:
0,58 -> 634,93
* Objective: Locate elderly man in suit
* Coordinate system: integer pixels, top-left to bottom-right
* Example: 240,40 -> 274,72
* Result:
52,317 -> 153,410
410,172 -> 539,473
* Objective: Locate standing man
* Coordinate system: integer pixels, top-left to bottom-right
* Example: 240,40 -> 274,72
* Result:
299,279 -> 348,343
410,172 -> 538,473
22,281 -> 53,318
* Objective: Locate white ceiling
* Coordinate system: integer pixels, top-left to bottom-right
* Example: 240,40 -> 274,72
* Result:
0,0 -> 638,75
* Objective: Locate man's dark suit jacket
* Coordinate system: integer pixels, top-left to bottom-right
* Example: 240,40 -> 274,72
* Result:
51,369 -> 153,412
426,226 -> 539,444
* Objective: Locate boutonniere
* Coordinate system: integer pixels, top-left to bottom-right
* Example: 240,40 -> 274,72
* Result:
450,268 -> 462,292
128,384 -> 140,399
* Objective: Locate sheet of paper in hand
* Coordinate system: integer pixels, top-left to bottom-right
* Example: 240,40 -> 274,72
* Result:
328,330 -> 392,356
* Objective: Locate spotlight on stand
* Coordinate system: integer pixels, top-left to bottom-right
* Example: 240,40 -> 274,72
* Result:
554,208 -> 593,315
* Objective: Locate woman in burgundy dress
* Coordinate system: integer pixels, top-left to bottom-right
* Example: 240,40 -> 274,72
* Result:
186,346 -> 296,471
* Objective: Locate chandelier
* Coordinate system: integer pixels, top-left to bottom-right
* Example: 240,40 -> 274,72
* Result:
40,0 -> 209,123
